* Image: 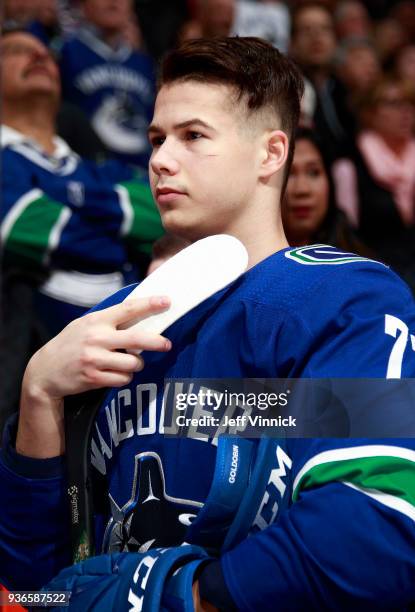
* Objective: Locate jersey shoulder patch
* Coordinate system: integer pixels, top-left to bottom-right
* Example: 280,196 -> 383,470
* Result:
285,244 -> 385,266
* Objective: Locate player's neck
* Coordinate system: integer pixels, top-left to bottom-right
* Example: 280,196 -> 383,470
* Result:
246,231 -> 289,269
3,105 -> 57,155
242,190 -> 289,268
231,215 -> 289,269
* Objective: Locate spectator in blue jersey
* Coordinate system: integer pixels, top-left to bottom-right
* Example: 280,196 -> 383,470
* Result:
1,36 -> 415,611
0,27 -> 163,430
59,0 -> 156,169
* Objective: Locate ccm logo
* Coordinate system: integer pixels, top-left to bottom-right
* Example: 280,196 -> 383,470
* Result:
228,444 -> 239,483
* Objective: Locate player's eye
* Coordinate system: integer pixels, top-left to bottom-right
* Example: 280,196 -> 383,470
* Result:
185,131 -> 203,141
150,135 -> 165,148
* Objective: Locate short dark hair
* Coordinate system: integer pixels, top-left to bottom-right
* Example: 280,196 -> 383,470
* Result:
159,36 -> 305,195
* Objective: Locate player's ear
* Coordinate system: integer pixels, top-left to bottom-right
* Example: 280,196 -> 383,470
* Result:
258,130 -> 289,180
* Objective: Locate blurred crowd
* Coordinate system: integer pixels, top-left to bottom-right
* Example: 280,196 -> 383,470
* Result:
1,0 -> 415,428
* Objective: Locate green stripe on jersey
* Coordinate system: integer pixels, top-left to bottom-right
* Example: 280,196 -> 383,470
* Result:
292,446 -> 415,511
291,251 -> 359,264
4,193 -> 65,267
117,179 -> 164,254
285,244 -> 376,265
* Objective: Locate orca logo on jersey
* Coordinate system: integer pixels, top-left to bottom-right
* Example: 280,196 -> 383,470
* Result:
91,92 -> 149,155
102,452 -> 202,554
285,244 -> 379,266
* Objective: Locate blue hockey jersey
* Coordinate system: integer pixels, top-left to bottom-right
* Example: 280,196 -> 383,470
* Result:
1,125 -> 162,273
59,28 -> 155,168
1,125 -> 163,324
1,245 -> 415,610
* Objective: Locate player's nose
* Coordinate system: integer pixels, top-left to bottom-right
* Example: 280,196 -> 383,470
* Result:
150,140 -> 180,176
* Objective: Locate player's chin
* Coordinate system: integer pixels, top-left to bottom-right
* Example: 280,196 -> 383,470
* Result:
160,211 -> 200,241
159,208 -> 178,228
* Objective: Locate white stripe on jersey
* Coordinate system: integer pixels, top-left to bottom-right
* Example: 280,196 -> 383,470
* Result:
1,188 -> 43,244
43,207 -> 72,266
344,481 -> 415,523
116,184 -> 134,237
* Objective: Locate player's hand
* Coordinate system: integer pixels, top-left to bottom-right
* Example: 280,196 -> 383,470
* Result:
44,546 -> 211,611
17,296 -> 171,458
25,296 -> 171,399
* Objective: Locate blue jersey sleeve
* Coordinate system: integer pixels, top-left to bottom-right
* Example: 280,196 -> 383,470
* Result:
0,417 -> 70,591
220,467 -> 415,610
0,287 -> 135,591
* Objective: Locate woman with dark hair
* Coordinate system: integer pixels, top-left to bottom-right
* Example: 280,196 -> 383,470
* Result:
333,76 -> 415,293
282,127 -> 368,254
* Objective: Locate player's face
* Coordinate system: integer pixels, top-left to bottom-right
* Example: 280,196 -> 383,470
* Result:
282,139 -> 329,244
149,81 -> 263,241
1,32 -> 60,103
